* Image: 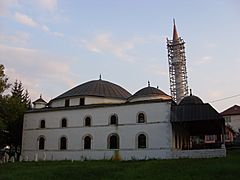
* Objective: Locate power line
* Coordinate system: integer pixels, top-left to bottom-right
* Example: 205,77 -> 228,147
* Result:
209,93 -> 240,103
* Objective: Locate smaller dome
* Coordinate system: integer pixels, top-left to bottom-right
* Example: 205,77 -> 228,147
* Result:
132,87 -> 168,98
179,95 -> 203,105
33,95 -> 47,109
33,95 -> 47,105
128,86 -> 171,102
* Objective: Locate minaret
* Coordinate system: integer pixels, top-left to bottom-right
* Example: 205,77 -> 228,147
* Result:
167,19 -> 189,104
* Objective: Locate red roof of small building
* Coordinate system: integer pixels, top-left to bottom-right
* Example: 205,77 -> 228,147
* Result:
221,105 -> 240,116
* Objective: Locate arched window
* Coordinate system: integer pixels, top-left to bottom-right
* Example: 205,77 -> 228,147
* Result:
60,137 -> 67,150
61,118 -> 67,128
138,113 -> 146,123
39,136 -> 45,150
110,114 -> 118,125
138,134 -> 147,148
85,116 -> 91,126
84,136 -> 91,149
40,120 -> 45,128
108,134 -> 119,149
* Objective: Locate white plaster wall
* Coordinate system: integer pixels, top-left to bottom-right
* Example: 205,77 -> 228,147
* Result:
85,96 -> 126,105
50,99 -> 65,107
129,95 -> 171,103
231,115 -> 240,132
21,148 -> 226,161
22,101 -> 173,160
170,148 -> 226,159
50,96 -> 126,108
226,115 -> 240,132
34,103 -> 46,109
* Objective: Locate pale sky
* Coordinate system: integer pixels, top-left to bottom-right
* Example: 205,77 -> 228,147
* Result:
0,0 -> 240,112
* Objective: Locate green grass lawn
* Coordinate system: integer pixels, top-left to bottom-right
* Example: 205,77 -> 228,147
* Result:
1,150 -> 240,180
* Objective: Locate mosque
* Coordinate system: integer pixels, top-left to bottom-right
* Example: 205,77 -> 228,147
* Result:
21,22 -> 226,161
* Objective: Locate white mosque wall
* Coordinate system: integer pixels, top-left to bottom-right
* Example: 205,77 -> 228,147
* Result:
128,95 -> 171,103
22,101 -> 173,160
49,99 -> 65,107
34,103 -> 46,109
49,96 -> 126,108
85,96 -> 126,105
21,148 -> 226,161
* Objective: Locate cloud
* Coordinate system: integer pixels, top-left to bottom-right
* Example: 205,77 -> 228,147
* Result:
52,32 -> 64,37
81,33 -> 152,62
15,12 -> 39,27
0,0 -> 18,16
41,25 -> 64,37
0,44 -> 75,101
196,56 -> 213,64
38,0 -> 58,12
42,25 -> 50,32
145,64 -> 168,76
0,32 -> 30,46
14,12 -> 64,37
80,33 -> 166,62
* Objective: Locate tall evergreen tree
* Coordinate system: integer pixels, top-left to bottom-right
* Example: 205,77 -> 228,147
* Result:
0,64 -> 10,95
11,80 -> 24,100
0,65 -> 31,156
0,64 -> 10,148
5,80 -> 31,149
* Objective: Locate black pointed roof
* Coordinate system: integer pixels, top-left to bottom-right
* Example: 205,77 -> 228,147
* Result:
53,79 -> 131,100
171,95 -> 223,122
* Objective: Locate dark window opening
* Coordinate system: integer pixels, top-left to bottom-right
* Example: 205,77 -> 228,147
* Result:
85,117 -> 91,126
109,134 -> 119,149
65,99 -> 70,107
39,137 -> 45,150
60,137 -> 67,150
138,134 -> 146,148
61,118 -> 67,128
84,136 -> 91,149
138,113 -> 145,123
40,120 -> 45,128
80,98 -> 85,106
110,115 -> 118,125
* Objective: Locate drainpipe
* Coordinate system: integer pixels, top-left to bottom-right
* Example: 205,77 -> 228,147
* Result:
221,120 -> 225,148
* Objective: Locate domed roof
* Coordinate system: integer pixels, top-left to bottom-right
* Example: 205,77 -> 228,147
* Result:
129,86 -> 171,101
179,95 -> 203,105
33,95 -> 47,105
54,79 -> 131,100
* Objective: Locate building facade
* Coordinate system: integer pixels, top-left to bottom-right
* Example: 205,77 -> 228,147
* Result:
22,80 -> 176,160
21,22 -> 226,161
221,105 -> 240,133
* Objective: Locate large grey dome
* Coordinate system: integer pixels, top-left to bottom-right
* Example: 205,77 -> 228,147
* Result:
54,79 -> 132,100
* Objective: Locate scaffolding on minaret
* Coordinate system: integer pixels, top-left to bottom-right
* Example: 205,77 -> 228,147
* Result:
167,19 -> 189,104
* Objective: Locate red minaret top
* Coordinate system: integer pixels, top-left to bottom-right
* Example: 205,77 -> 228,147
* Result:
173,19 -> 179,41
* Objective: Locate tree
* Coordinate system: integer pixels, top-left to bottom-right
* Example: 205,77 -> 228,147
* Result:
0,96 -> 9,147
0,64 -> 10,147
0,64 -> 10,95
0,65 -> 31,158
5,80 -> 31,149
